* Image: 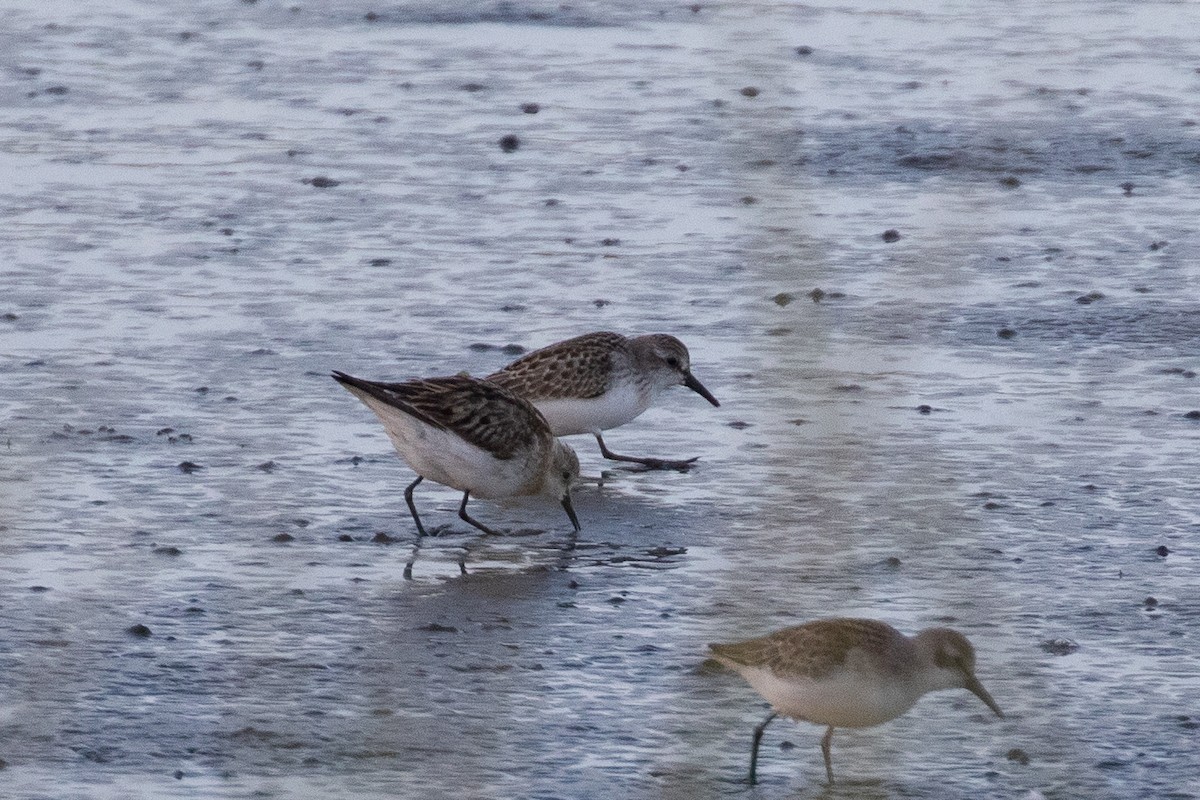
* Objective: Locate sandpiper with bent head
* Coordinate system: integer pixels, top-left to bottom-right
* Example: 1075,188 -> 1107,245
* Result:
486,331 -> 719,471
708,617 -> 1004,785
332,371 -> 581,544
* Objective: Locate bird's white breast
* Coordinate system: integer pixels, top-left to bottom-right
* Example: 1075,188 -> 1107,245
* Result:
532,382 -> 650,436
736,666 -> 922,729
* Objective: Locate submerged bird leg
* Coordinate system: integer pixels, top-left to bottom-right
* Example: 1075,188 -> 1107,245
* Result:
821,726 -> 836,785
749,710 -> 778,785
458,491 -> 502,536
594,433 -> 699,472
404,476 -> 429,536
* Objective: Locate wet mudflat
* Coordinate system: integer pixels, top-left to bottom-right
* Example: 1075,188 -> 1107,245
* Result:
2,0 -> 1199,797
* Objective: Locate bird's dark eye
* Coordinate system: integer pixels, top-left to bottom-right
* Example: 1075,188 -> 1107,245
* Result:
562,471 -> 571,482
666,356 -> 680,368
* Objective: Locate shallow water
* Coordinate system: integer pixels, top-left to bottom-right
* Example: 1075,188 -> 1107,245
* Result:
3,0 -> 1199,798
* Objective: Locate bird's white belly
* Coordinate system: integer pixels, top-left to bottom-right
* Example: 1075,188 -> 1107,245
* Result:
357,394 -> 535,499
533,383 -> 650,436
740,668 -> 920,729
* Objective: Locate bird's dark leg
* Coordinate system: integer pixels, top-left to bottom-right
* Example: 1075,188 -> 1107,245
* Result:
821,726 -> 836,785
594,433 -> 698,472
458,491 -> 502,536
404,476 -> 428,536
749,710 -> 777,785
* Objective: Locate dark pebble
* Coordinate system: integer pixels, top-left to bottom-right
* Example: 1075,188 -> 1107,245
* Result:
1039,638 -> 1079,656
305,176 -> 340,188
881,229 -> 902,243
498,134 -> 520,152
884,556 -> 902,568
740,86 -> 759,97
795,46 -> 813,56
1121,182 -> 1135,196
600,238 -> 620,246
337,534 -> 353,542
45,85 -> 69,95
2,312 -> 18,321
255,460 -> 277,472
1184,410 -> 1200,420
917,404 -> 932,414
1156,545 -> 1170,556
740,195 -> 757,204
419,623 -> 458,633
1144,596 -> 1158,608
368,258 -> 392,266
1006,748 -> 1031,765
174,770 -> 184,779
999,176 -> 1021,188
778,740 -> 796,750
521,102 -> 540,114
809,288 -> 825,302
500,343 -> 526,355
364,11 -> 378,21
127,624 -> 152,638
177,461 -> 202,473
29,585 -> 51,592
460,82 -> 485,92
726,420 -> 752,429
272,532 -> 294,543
772,292 -> 794,306
372,532 -> 394,543
1149,240 -> 1168,250
593,299 -> 611,307
1075,291 -> 1104,304
153,546 -> 183,556
997,328 -> 1016,339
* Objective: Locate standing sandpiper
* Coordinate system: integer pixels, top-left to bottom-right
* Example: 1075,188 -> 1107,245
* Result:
332,371 -> 581,540
486,331 -> 719,471
708,617 -> 1004,785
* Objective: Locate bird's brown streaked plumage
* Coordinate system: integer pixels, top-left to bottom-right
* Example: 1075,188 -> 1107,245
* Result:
709,618 -> 908,680
332,372 -> 549,461
485,331 -> 626,401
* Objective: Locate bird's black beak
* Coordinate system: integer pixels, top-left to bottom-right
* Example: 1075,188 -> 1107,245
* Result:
561,494 -> 581,532
683,371 -> 720,407
965,674 -> 1004,719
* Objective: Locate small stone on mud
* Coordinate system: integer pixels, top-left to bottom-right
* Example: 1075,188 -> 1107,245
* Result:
796,46 -> 813,56
256,460 -> 277,471
778,740 -> 796,750
177,461 -> 202,473
884,556 -> 902,568
1006,748 -> 1031,765
337,534 -> 353,542
600,238 -> 620,246
740,86 -> 759,97
272,532 -> 294,543
305,176 -> 340,188
809,288 -> 825,302
1144,596 -> 1158,608
521,103 -> 540,114
500,343 -> 525,355
419,623 -> 458,633
772,292 -> 794,306
1184,410 -> 1200,420
1149,240 -> 1168,250
726,420 -> 751,429
368,258 -> 391,266
1039,638 -> 1079,655
997,328 -> 1016,339
127,624 -> 152,638
153,546 -> 183,556
999,176 -> 1021,188
593,299 -> 611,307
881,229 -> 901,243
917,404 -> 932,414
372,532 -> 394,543
1156,545 -> 1170,556
498,134 -> 520,152
1121,182 -> 1135,196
